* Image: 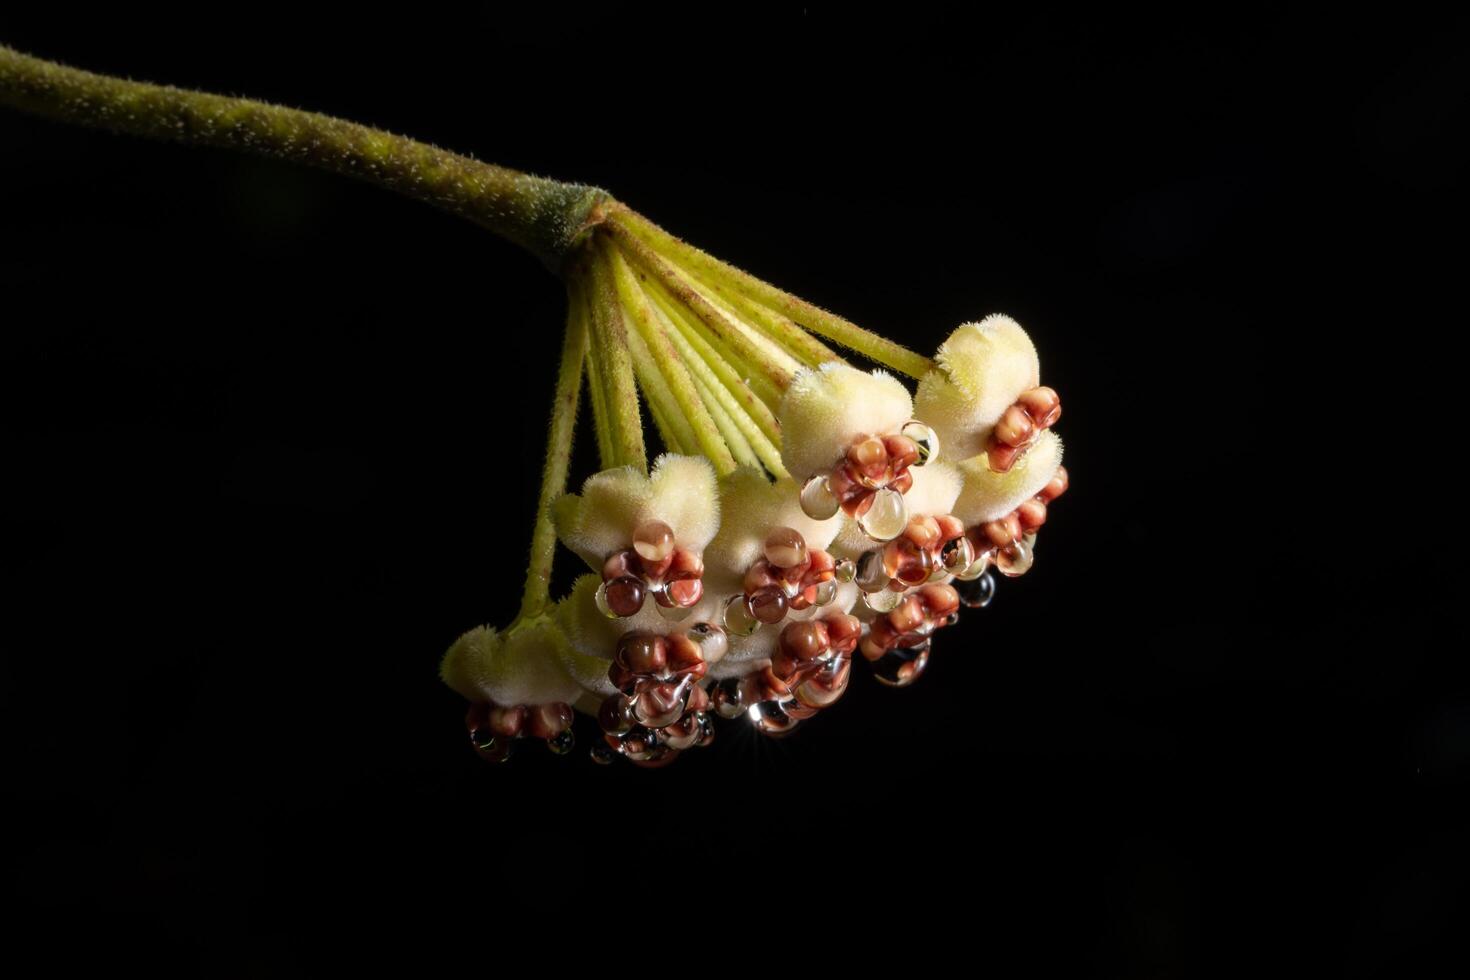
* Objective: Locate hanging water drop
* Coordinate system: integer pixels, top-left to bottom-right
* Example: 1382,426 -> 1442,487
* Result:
712,677 -> 746,718
800,474 -> 841,520
812,578 -> 839,606
863,588 -> 904,614
900,420 -> 939,466
940,535 -> 976,575
858,487 -> 908,541
722,594 -> 761,636
996,535 -> 1034,577
547,729 -> 576,755
749,699 -> 801,736
955,570 -> 996,608
855,549 -> 890,593
596,576 -> 646,618
871,642 -> 931,688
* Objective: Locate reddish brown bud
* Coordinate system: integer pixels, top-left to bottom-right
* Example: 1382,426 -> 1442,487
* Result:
616,631 -> 667,675
1018,386 -> 1061,428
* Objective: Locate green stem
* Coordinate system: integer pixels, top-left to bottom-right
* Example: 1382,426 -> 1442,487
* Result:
605,243 -> 737,475
604,221 -> 801,392
517,291 -> 588,620
0,44 -> 605,270
585,249 -> 648,470
609,206 -> 936,378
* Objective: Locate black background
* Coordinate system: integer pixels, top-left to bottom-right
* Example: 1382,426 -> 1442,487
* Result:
3,11 -> 1467,976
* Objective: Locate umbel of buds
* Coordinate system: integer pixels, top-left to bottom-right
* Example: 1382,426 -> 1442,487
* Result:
0,46 -> 1069,770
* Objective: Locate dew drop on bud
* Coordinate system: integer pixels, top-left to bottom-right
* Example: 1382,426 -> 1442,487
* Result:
722,594 -> 761,636
763,526 -> 809,569
858,487 -> 908,541
748,586 -> 788,625
547,730 -> 575,755
472,734 -> 513,763
955,570 -> 996,608
813,578 -> 839,606
632,520 -> 676,563
900,420 -> 938,466
871,642 -> 931,687
800,474 -> 841,521
953,550 -> 992,581
855,549 -> 889,593
596,576 -> 645,618
863,588 -> 904,614
996,536 -> 1034,577
834,557 -> 856,583
941,535 -> 976,574
749,699 -> 801,736
634,681 -> 690,729
713,677 -> 747,719
687,622 -> 729,663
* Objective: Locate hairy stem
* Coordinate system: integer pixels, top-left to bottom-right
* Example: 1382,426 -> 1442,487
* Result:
0,44 -> 605,270
517,294 -> 588,620
606,245 -> 737,475
585,250 -> 648,470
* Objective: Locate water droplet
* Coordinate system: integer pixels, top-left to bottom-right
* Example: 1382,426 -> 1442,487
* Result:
940,535 -> 976,574
764,526 -> 809,569
748,586 -> 788,625
713,678 -> 747,719
595,575 -> 646,618
687,622 -> 729,663
996,536 -> 1034,577
900,420 -> 938,466
472,734 -> 513,763
794,657 -> 852,708
589,743 -> 617,765
697,711 -> 717,747
863,588 -> 904,613
858,488 -> 908,541
871,642 -> 931,687
633,679 -> 691,729
547,730 -> 575,755
834,557 -> 856,583
855,549 -> 890,593
955,570 -> 996,608
722,594 -> 760,636
749,699 -> 801,736
632,519 -> 676,563
800,474 -> 841,520
598,694 -> 636,735
882,536 -> 933,586
812,578 -> 839,606
617,727 -> 666,762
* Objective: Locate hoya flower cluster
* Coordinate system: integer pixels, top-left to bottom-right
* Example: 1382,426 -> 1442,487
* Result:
440,204 -> 1069,768
0,47 -> 1067,771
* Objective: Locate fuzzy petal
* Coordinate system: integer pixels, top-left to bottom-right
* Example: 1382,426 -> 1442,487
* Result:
439,620 -> 583,706
553,454 -> 721,569
914,316 -> 1040,462
557,574 -> 723,682
779,363 -> 914,480
953,431 -> 1064,525
703,467 -> 843,596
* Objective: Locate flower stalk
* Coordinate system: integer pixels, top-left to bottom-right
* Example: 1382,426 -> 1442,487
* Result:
3,43 -> 1070,768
